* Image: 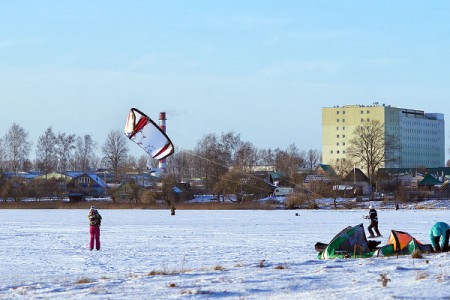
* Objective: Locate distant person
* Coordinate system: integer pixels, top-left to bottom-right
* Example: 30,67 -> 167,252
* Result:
429,222 -> 450,252
88,206 -> 102,251
171,206 -> 176,215
395,203 -> 399,210
366,205 -> 381,238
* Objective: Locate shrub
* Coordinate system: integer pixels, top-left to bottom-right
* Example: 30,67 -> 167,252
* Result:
259,259 -> 266,268
75,277 -> 92,284
285,193 -> 316,209
140,190 -> 156,204
411,250 -> 423,259
378,273 -> 391,287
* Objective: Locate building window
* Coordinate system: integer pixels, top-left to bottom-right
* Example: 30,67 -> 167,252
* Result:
343,119 -> 345,122
330,150 -> 333,154
337,150 -> 340,154
337,111 -> 340,114
343,111 -> 346,114
337,119 -> 340,122
337,134 -> 339,138
336,126 -> 339,130
343,134 -> 346,138
361,110 -> 364,114
79,177 -> 89,184
337,142 -> 339,146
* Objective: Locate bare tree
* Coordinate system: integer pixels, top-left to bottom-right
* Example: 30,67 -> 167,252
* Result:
35,127 -> 57,175
256,148 -> 275,167
4,123 -> 32,173
166,149 -> 196,179
0,137 -> 6,171
193,133 -> 232,195
305,149 -> 321,170
136,155 -> 149,171
330,158 -> 355,178
213,169 -> 271,203
233,141 -> 258,171
73,134 -> 98,172
346,120 -> 399,184
274,144 -> 304,184
102,130 -> 129,181
55,132 -> 76,173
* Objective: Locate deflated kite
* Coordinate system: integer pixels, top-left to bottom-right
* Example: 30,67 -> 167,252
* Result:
124,108 -> 174,160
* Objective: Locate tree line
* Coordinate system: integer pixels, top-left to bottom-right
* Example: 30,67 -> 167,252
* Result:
3,119 -> 438,202
0,122 -> 321,187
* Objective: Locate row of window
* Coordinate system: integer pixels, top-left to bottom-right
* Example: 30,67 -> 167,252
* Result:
403,136 -> 441,142
401,160 -> 441,166
330,150 -> 346,154
328,155 -> 441,167
404,129 -> 440,134
336,118 -> 372,123
402,145 -> 441,150
78,177 -> 90,184
329,149 -> 441,156
336,110 -> 371,115
402,121 -> 441,127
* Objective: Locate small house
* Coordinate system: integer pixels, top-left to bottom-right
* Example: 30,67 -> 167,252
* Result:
68,173 -> 107,198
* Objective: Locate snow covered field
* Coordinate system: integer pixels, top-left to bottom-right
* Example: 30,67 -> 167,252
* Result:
1,208 -> 449,299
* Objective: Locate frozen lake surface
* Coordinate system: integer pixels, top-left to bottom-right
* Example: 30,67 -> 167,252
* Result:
0,209 -> 449,299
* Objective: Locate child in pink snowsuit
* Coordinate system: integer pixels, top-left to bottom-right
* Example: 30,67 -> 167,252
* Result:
88,206 -> 102,250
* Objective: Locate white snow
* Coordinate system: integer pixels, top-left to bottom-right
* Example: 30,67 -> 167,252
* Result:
0,208 -> 449,299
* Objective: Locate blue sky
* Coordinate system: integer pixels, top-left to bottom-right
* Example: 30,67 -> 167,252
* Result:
1,1 -> 449,161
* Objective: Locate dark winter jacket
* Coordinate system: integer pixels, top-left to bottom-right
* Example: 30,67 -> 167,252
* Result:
368,208 -> 378,223
88,210 -> 102,226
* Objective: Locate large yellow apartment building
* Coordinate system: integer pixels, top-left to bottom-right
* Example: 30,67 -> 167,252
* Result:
322,103 -> 445,168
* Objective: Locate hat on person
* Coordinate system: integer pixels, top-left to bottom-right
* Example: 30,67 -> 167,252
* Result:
369,205 -> 373,209
90,206 -> 96,210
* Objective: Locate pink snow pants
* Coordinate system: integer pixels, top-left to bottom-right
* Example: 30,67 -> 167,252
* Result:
89,225 -> 101,250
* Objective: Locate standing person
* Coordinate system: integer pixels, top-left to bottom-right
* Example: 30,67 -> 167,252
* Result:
429,222 -> 450,252
88,206 -> 102,251
366,205 -> 381,238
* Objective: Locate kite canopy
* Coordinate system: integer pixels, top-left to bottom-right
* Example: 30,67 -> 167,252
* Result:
317,224 -> 374,259
124,108 -> 174,160
316,225 -> 435,259
374,230 -> 434,257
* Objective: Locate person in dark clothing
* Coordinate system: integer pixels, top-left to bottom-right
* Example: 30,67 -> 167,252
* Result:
366,205 -> 381,238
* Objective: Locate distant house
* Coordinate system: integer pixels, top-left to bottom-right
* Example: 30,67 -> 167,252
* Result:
418,174 -> 442,191
377,167 -> 450,192
343,168 -> 371,195
3,171 -> 42,181
35,172 -> 72,182
67,172 -> 108,197
303,164 -> 337,191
